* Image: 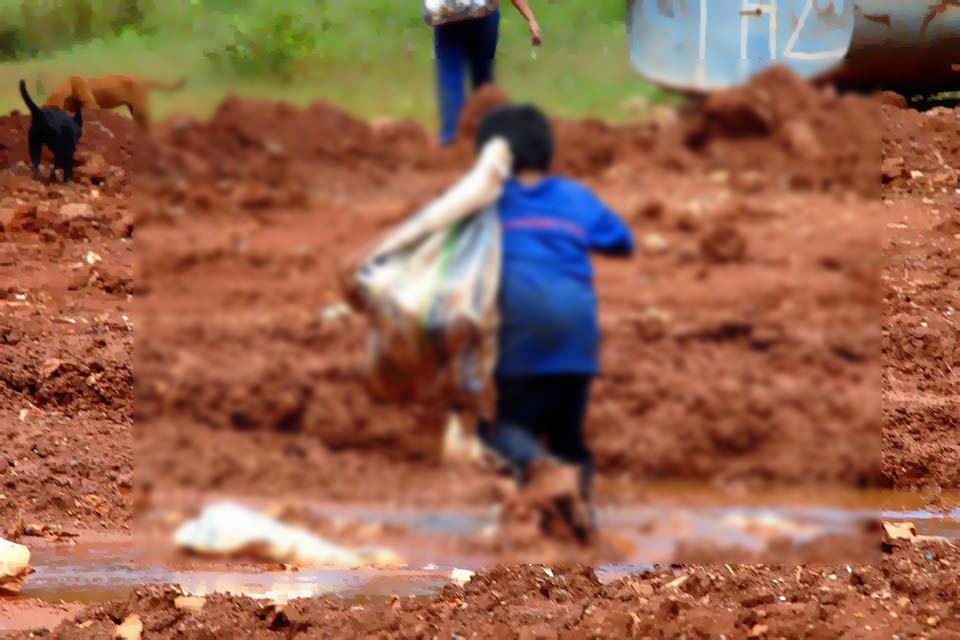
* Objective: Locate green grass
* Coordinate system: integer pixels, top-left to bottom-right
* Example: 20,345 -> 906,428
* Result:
0,0 -> 672,128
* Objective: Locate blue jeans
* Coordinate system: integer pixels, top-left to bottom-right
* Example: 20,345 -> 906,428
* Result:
433,10 -> 500,146
478,375 -> 595,499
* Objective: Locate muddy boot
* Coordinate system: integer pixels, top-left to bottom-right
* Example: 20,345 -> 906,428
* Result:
522,458 -> 596,545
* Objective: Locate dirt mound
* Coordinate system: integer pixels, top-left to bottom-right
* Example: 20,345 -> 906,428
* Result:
18,537 -> 960,638
880,101 -> 960,487
684,65 -> 881,197
0,137 -> 133,531
164,97 -> 375,170
456,83 -> 509,143
881,103 -> 960,196
0,108 -> 144,174
0,410 -> 131,534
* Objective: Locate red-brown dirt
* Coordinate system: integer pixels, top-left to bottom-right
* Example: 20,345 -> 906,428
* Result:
881,103 -> 960,489
131,67 -> 885,506
0,109 -> 135,534
10,531 -> 956,639
3,65 -> 948,528
0,65 -> 956,637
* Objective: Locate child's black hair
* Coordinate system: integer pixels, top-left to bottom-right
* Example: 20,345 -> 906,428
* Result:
475,103 -> 554,174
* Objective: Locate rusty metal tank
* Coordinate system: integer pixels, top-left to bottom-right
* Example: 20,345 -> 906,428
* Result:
626,0 -> 960,95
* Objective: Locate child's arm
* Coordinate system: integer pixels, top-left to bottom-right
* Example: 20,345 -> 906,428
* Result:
587,198 -> 635,257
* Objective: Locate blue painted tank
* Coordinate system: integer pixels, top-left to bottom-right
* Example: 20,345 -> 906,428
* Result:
626,0 -> 960,94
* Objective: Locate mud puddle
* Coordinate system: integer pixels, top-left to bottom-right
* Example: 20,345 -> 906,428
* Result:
13,494 -> 954,610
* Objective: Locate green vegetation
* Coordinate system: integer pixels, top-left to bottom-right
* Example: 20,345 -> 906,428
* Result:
0,0 -> 671,126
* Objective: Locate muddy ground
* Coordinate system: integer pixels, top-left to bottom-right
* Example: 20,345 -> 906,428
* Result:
131,67 -> 886,506
0,67 -> 958,635
9,531 -> 957,639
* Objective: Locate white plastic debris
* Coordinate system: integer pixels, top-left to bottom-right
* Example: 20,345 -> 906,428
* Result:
173,502 -> 404,569
115,613 -> 143,640
450,568 -> 475,586
721,512 -> 821,540
321,303 -> 353,322
0,537 -> 32,595
441,413 -> 485,465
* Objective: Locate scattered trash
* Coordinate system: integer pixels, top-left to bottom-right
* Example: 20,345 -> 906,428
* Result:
441,413 -> 485,465
641,232 -> 670,254
0,536 -> 31,595
84,251 -> 102,265
450,568 -> 475,586
320,303 -> 352,322
883,521 -> 955,546
883,521 -> 918,541
664,575 -> 688,590
173,502 -> 405,569
721,512 -> 821,540
174,595 -> 206,614
543,567 -> 554,578
115,613 -> 143,640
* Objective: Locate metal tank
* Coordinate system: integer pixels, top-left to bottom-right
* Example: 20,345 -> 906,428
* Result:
626,0 -> 960,95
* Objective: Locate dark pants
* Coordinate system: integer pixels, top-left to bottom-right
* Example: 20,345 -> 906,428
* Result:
478,375 -> 595,499
433,10 -> 500,146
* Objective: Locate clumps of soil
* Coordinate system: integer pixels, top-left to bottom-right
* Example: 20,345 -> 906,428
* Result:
0,110 -> 133,532
684,65 -> 881,197
0,410 -> 132,533
881,102 -> 960,196
18,531 -> 960,639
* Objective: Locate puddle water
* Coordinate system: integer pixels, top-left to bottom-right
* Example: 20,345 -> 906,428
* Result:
11,490 -> 957,610
20,537 -> 450,605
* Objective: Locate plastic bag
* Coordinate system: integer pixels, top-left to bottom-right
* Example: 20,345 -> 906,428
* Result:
344,138 -> 511,416
173,502 -> 404,568
0,537 -> 31,595
423,0 -> 499,26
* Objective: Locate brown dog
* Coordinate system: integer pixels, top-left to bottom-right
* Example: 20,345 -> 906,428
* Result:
42,74 -> 186,129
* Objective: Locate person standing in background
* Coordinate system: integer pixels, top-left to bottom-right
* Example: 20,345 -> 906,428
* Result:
428,0 -> 541,145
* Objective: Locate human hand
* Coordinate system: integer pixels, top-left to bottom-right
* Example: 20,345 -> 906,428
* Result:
529,19 -> 542,46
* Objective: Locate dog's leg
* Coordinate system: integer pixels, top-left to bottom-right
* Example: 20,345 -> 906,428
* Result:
55,151 -> 74,183
127,102 -> 150,129
127,85 -> 151,129
27,131 -> 42,181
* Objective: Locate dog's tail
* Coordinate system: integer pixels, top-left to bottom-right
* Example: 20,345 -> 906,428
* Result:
18,79 -> 42,119
147,77 -> 187,92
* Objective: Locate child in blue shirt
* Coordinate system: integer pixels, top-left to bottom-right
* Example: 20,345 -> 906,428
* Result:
475,104 -> 635,542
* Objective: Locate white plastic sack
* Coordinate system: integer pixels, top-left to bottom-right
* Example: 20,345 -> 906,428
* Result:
423,0 -> 499,26
173,502 -> 404,569
344,138 -> 511,415
0,536 -> 31,595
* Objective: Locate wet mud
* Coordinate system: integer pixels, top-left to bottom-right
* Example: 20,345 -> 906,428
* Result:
6,529 -> 958,638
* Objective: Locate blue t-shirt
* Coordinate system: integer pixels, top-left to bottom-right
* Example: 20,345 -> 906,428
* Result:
496,176 -> 634,377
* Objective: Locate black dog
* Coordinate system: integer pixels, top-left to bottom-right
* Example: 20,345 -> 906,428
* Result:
19,79 -> 82,183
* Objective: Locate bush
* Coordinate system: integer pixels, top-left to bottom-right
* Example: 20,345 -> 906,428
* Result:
0,0 -> 155,61
204,9 -> 324,82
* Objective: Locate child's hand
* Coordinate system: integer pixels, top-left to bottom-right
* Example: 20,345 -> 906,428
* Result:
529,19 -> 542,46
